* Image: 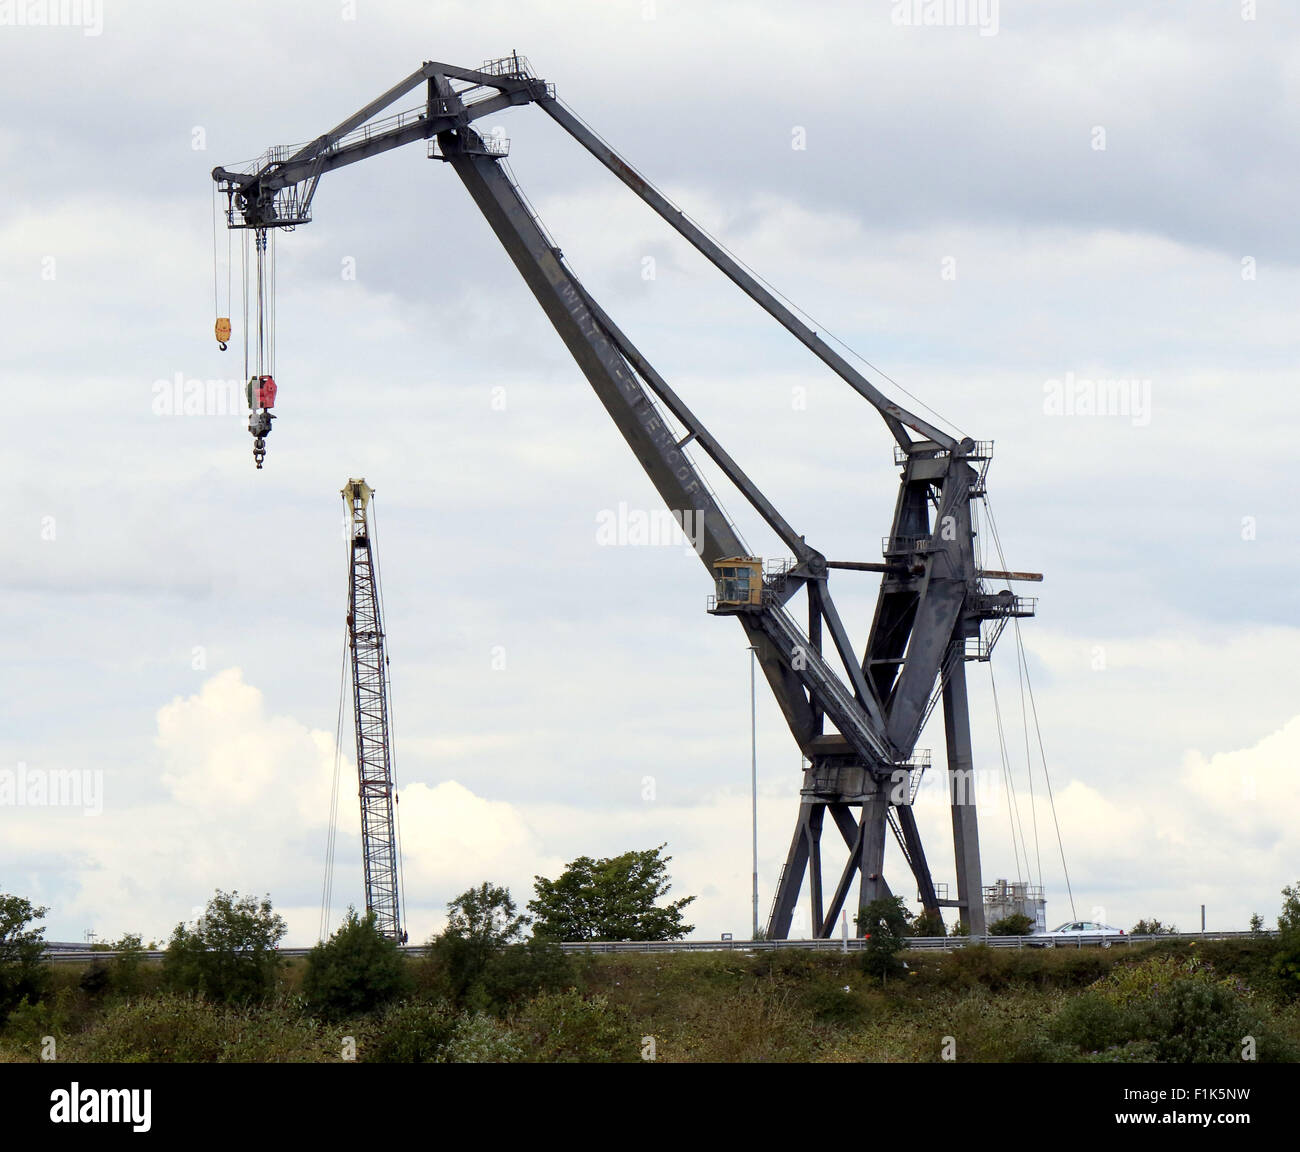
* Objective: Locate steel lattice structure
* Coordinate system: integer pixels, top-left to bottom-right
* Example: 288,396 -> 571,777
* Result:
341,478 -> 402,942
218,56 -> 1039,939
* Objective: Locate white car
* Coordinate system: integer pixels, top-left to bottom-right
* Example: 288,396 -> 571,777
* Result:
1032,921 -> 1126,948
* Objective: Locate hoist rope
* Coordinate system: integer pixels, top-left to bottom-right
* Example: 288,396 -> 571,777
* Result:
268,229 -> 276,379
988,659 -> 1029,886
211,183 -> 220,319
1013,621 -> 1044,890
319,609 -> 349,943
255,232 -> 266,379
241,230 -> 250,383
981,492 -> 1077,919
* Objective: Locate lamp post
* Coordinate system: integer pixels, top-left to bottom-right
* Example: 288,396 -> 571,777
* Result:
749,645 -> 759,939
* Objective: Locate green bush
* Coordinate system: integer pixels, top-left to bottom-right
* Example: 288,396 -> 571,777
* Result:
0,894 -> 49,1024
163,890 -> 286,1005
70,993 -> 337,1063
302,909 -> 413,1021
936,988 -> 1070,1062
78,963 -> 111,997
76,993 -> 231,1062
106,934 -> 148,998
801,982 -> 869,1025
989,914 -> 1035,936
361,998 -> 459,1063
910,911 -> 947,937
480,939 -> 572,1009
1049,991 -> 1135,1053
856,896 -> 911,983
515,988 -> 638,1063
1050,954 -> 1296,1063
425,935 -> 571,1015
1131,919 -> 1177,935
444,1012 -> 524,1063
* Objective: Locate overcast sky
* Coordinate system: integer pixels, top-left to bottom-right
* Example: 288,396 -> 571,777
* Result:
2,0 -> 1297,945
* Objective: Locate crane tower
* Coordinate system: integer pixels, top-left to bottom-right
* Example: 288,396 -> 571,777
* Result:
341,478 -> 403,942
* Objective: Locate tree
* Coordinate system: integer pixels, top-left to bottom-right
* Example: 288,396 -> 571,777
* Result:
303,907 -> 413,1020
528,844 -> 695,942
1249,913 -> 1266,935
910,910 -> 947,937
1279,882 -> 1300,933
431,881 -> 527,997
0,892 -> 49,1022
163,889 -> 286,1003
1131,918 -> 1177,936
989,913 -> 1035,936
855,895 -> 911,983
1272,881 -> 1300,993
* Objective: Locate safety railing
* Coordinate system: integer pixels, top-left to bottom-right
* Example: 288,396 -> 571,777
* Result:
42,929 -> 1277,963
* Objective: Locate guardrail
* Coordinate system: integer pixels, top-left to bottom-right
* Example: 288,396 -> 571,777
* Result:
41,930 -> 1276,964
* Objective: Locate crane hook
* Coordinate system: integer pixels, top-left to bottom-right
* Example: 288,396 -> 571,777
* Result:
246,375 -> 277,470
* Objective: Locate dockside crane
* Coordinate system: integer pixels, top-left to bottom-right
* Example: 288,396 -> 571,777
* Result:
214,54 -> 1041,937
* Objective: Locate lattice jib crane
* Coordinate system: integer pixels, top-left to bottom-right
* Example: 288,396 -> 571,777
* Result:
215,54 -> 1041,937
341,478 -> 403,943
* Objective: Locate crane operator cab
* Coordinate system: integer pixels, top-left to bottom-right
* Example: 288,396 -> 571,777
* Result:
710,557 -> 764,613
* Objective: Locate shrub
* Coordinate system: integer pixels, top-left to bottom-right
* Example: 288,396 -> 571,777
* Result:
1131,919 -> 1177,935
362,999 -> 459,1063
78,963 -> 111,997
479,939 -> 571,1010
801,982 -> 869,1025
444,1012 -> 524,1063
76,993 -> 230,1062
1049,991 -> 1135,1053
515,988 -> 638,1063
910,911 -> 947,937
0,893 -> 49,1024
303,908 -> 413,1020
936,988 -> 1071,1062
106,934 -> 148,998
672,984 -> 815,1063
989,914 -> 1035,936
856,896 -> 911,983
1051,954 -> 1296,1063
163,890 -> 286,1004
425,883 -> 526,1010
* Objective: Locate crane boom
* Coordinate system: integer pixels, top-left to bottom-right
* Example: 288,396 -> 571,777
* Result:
341,478 -> 403,942
215,55 -> 1040,939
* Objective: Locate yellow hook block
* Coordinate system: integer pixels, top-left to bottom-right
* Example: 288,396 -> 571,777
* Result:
214,317 -> 231,350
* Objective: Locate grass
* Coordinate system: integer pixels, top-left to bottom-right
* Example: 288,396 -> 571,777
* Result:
2,938 -> 1295,1063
